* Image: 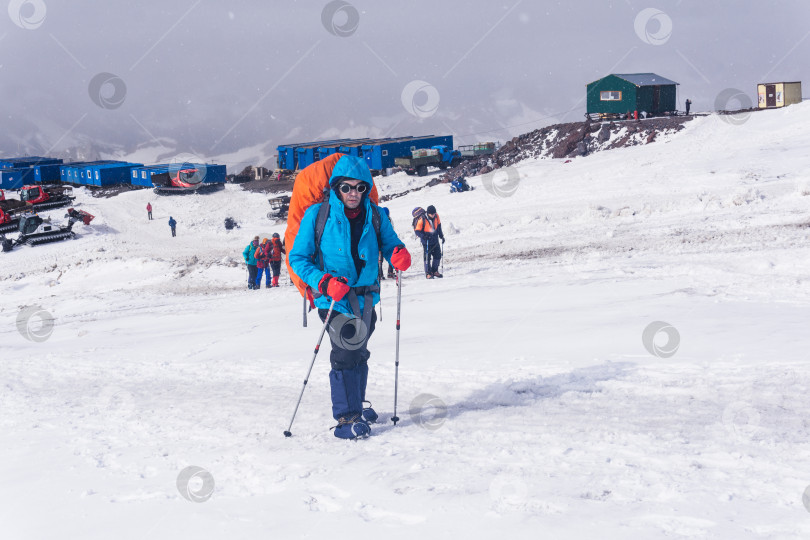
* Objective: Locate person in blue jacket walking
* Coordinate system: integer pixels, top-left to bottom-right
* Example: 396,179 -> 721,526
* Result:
289,155 -> 412,440
243,236 -> 260,290
168,216 -> 177,237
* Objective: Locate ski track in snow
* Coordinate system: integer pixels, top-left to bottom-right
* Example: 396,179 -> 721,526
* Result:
2,106 -> 810,539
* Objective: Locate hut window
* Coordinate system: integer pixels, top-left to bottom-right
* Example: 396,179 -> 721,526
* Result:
382,150 -> 388,156
600,91 -> 622,101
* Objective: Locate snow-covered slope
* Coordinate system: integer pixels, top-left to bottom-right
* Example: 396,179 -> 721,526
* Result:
2,104 -> 810,539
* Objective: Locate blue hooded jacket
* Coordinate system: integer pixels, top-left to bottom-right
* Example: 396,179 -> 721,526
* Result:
289,156 -> 404,315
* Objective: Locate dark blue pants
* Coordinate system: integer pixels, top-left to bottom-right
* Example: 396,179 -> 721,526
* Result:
256,267 -> 270,287
247,264 -> 257,288
319,309 -> 377,421
423,242 -> 441,274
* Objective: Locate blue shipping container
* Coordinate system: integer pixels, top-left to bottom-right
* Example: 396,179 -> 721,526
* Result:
0,156 -> 62,170
129,163 -> 226,187
277,138 -> 370,170
60,161 -> 116,185
0,169 -> 27,189
33,163 -> 63,183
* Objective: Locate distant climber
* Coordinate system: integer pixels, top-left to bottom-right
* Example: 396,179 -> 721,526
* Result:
450,177 -> 471,193
268,232 -> 285,287
243,236 -> 260,290
147,202 -> 153,220
168,216 -> 177,237
413,205 -> 444,279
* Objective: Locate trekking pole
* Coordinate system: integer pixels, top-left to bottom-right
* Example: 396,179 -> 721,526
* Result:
391,270 -> 403,425
440,241 -> 444,275
284,298 -> 336,437
423,244 -> 428,277
378,266 -> 383,322
302,294 -> 308,328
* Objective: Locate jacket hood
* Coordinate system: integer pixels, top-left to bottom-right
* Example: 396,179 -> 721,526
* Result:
328,155 -> 374,188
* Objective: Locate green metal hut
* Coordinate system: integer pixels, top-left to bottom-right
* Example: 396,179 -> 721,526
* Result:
586,73 -> 679,118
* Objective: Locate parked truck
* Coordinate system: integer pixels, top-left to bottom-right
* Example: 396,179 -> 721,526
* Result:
394,145 -> 463,177
394,142 -> 498,176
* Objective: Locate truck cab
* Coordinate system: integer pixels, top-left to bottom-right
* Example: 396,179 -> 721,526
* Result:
20,185 -> 47,204
431,145 -> 461,165
19,214 -> 45,235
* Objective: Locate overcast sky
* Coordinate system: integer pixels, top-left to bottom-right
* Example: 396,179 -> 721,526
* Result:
1,0 -> 808,167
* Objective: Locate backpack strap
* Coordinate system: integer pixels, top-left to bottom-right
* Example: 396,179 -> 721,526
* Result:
313,197 -> 331,271
370,204 -> 382,258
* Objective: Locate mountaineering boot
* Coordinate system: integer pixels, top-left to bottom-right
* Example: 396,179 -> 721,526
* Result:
361,403 -> 379,424
433,272 -> 443,278
387,270 -> 396,279
426,273 -> 434,279
272,276 -> 279,287
333,415 -> 371,439
357,363 -> 378,423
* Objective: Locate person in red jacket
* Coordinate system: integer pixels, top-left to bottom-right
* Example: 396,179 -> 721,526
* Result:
146,202 -> 153,220
268,232 -> 285,287
255,238 -> 272,289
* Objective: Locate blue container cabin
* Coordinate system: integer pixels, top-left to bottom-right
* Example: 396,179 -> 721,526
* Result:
277,138 -> 366,170
85,162 -> 143,186
295,146 -> 316,170
33,163 -> 63,183
295,141 -> 364,170
338,143 -> 366,158
202,164 -> 227,183
0,156 -> 63,186
60,161 -> 102,185
129,163 -> 226,187
362,135 -> 453,171
0,156 -> 62,170
295,138 -> 396,169
61,161 -> 127,186
131,166 -> 154,187
0,168 -> 30,189
316,146 -> 341,160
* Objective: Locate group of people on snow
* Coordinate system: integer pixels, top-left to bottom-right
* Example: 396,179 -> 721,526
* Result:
243,234 -> 285,289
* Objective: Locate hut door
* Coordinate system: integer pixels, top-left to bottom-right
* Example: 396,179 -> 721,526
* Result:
652,86 -> 661,113
766,85 -> 776,107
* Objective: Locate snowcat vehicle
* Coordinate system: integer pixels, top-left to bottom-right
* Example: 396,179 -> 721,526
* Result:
267,195 -> 291,221
0,197 -> 30,233
19,185 -> 75,211
1,208 -> 94,252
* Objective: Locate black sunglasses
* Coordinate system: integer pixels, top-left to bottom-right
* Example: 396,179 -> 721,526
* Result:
339,182 -> 368,194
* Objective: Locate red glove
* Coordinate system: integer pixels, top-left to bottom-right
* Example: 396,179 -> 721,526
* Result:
318,274 -> 350,301
390,246 -> 411,271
